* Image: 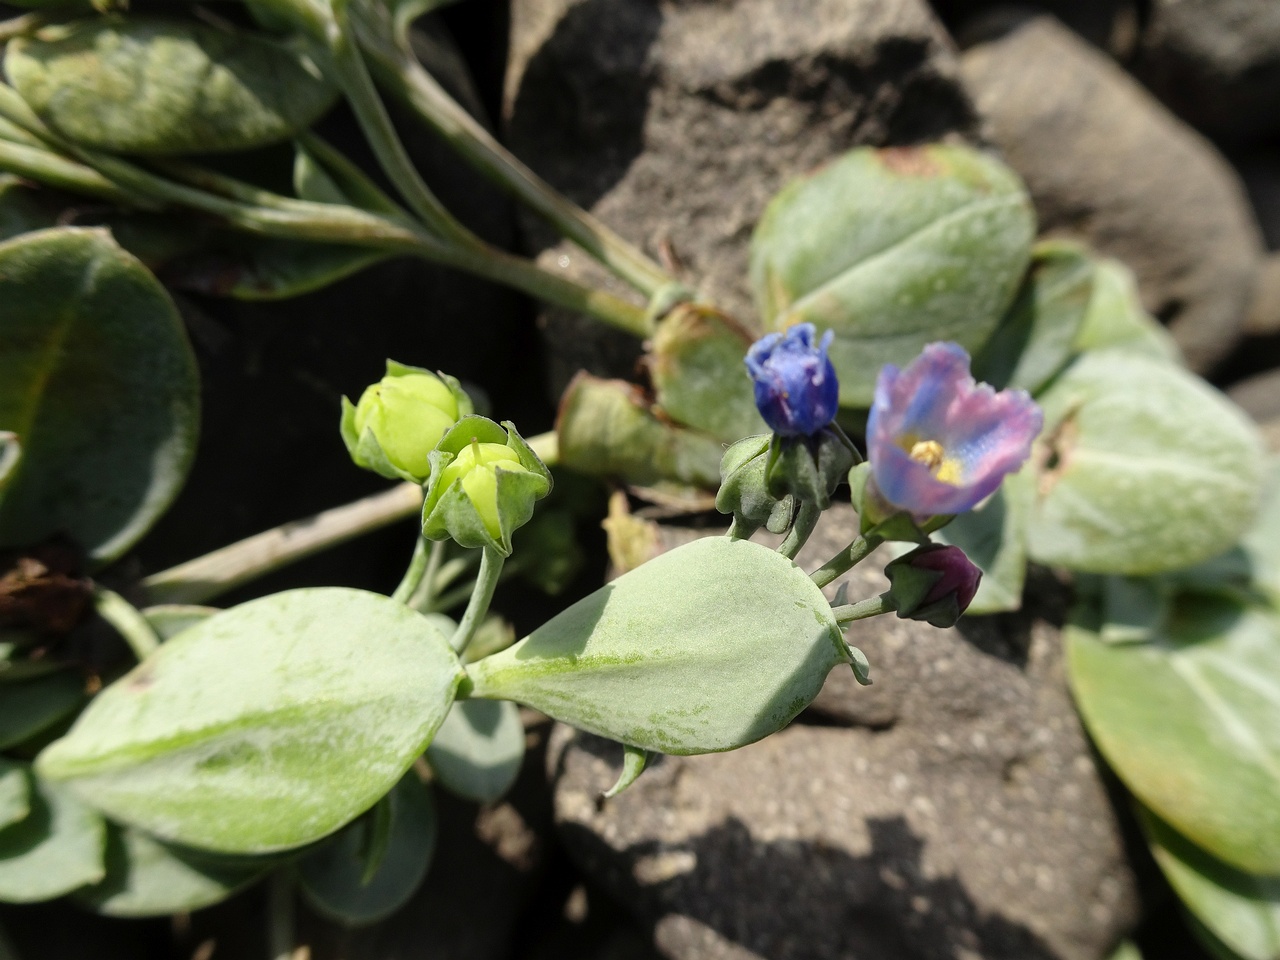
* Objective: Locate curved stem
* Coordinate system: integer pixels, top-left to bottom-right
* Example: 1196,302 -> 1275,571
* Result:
777,501 -> 821,560
354,8 -> 675,298
810,534 -> 883,589
832,593 -> 895,624
448,546 -> 504,655
93,587 -> 161,661
391,534 -> 431,603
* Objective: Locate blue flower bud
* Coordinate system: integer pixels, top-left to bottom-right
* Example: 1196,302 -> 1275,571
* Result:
745,324 -> 839,437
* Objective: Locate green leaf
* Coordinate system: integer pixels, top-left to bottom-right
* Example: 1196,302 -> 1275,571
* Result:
0,671 -> 85,750
7,18 -> 338,155
1137,805 -> 1280,960
648,304 -> 766,443
1107,942 -> 1143,960
0,227 -> 199,564
426,699 -> 524,803
1073,259 -> 1180,363
557,374 -> 724,489
77,824 -> 272,917
466,537 -> 849,754
0,434 -> 19,498
293,143 -> 350,206
750,145 -> 1035,407
933,466 -> 1033,614
297,769 -> 436,927
0,776 -> 104,902
972,240 -> 1093,394
141,604 -> 217,642
37,588 -> 464,854
1028,350 -> 1264,575
0,177 -> 60,243
602,743 -> 652,799
1066,595 -> 1280,874
0,761 -> 29,831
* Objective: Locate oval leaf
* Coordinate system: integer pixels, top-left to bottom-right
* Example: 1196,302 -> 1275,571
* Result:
7,18 -> 337,155
426,698 -> 524,803
0,776 -> 104,901
1067,596 -> 1280,874
297,769 -> 437,926
750,145 -> 1035,406
1137,806 -> 1280,960
1243,458 -> 1280,604
37,588 -> 464,854
1029,350 -> 1264,574
0,671 -> 85,750
0,227 -> 199,563
77,824 -> 271,917
933,466 -> 1033,615
466,537 -> 848,754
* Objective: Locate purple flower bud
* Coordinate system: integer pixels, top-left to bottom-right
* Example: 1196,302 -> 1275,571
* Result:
745,324 -> 840,437
867,342 -> 1043,519
884,544 -> 982,627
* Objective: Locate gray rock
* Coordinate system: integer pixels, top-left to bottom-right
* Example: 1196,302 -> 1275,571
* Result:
960,15 -> 1264,373
1246,255 -> 1280,337
503,0 -> 980,395
1134,0 -> 1280,145
548,508 -> 1140,960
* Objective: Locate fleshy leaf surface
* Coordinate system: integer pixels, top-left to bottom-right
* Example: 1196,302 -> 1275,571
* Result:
0,227 -> 199,563
37,588 -> 463,853
0,671 -> 85,749
750,144 -> 1035,406
1029,350 -> 1263,574
0,776 -> 104,901
466,537 -> 848,754
0,761 -> 28,831
1067,595 -> 1280,874
426,698 -> 524,804
7,18 -> 337,154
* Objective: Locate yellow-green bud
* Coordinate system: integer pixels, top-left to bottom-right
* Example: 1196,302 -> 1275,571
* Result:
340,362 -> 472,483
422,417 -> 552,555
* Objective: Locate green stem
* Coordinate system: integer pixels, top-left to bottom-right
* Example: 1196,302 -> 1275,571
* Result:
448,546 -> 504,655
324,1 -> 476,246
295,131 -> 409,217
810,534 -> 883,589
777,501 -> 821,560
267,872 -> 296,960
409,538 -> 447,610
0,137 -> 137,204
832,593 -> 895,624
354,7 -> 675,298
143,483 -> 423,605
391,534 -> 431,604
93,587 -> 161,661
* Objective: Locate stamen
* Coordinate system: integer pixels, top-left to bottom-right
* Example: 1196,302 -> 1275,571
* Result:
909,440 -> 945,469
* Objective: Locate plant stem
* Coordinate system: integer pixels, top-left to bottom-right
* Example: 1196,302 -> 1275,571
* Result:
832,593 -> 895,624
93,587 -> 161,661
409,538 -> 447,610
267,872 -> 296,960
810,534 -> 883,589
324,1 -> 476,246
448,546 -> 503,655
0,138 -> 137,204
777,502 -> 821,560
143,483 -> 423,605
354,7 -> 675,298
391,534 -> 431,603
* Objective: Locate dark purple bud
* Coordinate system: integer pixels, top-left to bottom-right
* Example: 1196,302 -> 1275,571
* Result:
884,544 -> 982,628
745,324 -> 840,437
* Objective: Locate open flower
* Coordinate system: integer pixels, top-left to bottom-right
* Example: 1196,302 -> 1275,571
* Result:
867,342 -> 1042,518
745,324 -> 839,436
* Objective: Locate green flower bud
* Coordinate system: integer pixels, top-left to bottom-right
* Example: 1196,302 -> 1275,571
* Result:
422,417 -> 551,555
340,361 -> 472,483
715,435 -> 794,539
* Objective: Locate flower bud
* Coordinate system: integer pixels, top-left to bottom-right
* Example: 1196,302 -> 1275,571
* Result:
884,544 -> 981,628
745,324 -> 839,437
341,362 -> 472,483
422,417 -> 551,555
715,435 -> 794,538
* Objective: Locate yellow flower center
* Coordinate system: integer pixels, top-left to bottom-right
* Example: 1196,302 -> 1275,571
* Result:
906,438 -> 964,486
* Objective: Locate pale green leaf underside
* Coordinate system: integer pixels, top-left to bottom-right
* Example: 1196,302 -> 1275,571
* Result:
426,698 -> 524,804
0,777 -> 104,902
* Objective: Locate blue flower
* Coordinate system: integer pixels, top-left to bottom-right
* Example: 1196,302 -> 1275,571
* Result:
745,324 -> 840,436
867,342 -> 1042,518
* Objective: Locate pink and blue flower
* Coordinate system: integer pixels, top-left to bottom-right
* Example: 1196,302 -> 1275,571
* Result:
867,342 -> 1042,518
745,324 -> 839,437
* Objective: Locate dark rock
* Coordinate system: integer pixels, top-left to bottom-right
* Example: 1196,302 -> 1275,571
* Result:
548,508 -> 1140,960
960,15 -> 1264,374
1133,0 -> 1280,146
503,0 -> 980,397
937,0 -> 1143,57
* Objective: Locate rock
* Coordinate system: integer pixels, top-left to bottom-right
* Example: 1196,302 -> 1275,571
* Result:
503,0 -> 980,396
1134,0 -> 1280,146
941,0 -> 1143,57
960,15 -> 1264,374
1246,255 -> 1280,337
548,508 -> 1140,960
